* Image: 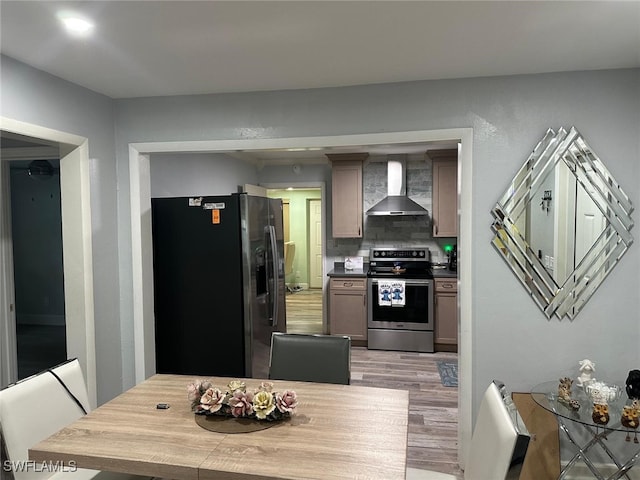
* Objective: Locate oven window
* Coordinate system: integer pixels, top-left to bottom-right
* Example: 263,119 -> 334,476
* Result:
370,282 -> 431,323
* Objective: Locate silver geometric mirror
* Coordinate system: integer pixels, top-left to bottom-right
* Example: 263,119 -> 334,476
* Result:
491,127 -> 634,320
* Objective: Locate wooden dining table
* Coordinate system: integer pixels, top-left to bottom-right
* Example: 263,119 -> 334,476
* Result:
29,374 -> 409,480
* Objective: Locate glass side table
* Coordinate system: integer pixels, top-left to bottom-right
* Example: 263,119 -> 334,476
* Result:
531,381 -> 640,480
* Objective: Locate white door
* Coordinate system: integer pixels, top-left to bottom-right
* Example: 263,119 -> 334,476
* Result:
308,199 -> 323,289
575,178 -> 607,282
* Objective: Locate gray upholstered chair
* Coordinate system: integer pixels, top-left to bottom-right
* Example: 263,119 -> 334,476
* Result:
269,333 -> 351,385
406,380 -> 530,480
0,358 -> 145,480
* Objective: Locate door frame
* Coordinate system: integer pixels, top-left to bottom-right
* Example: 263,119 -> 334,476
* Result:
129,127 -> 474,465
0,117 -> 97,407
307,198 -> 323,289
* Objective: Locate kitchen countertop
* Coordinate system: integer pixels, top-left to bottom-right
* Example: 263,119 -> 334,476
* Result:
432,267 -> 458,278
328,263 -> 457,278
327,263 -> 369,277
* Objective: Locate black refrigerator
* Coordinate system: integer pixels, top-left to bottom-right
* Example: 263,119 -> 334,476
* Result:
151,193 -> 286,379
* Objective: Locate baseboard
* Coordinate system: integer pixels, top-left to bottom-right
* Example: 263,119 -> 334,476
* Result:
560,463 -> 640,479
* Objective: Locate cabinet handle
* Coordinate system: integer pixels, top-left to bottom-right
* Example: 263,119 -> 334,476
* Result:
343,282 -> 353,287
441,283 -> 454,289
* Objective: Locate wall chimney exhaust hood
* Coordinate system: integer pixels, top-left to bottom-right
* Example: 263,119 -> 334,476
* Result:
366,155 -> 428,216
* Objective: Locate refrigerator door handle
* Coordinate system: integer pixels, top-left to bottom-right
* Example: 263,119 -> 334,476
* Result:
266,224 -> 279,328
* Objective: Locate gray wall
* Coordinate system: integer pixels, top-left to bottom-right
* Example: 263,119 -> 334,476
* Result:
1,55 -> 123,404
115,68 -> 640,405
3,53 -> 639,418
150,152 -> 258,197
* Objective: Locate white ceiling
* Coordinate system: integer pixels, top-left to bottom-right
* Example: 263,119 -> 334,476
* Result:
1,1 -> 639,100
1,1 -> 638,162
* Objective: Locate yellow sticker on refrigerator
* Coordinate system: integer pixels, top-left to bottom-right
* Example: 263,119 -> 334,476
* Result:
212,210 -> 220,224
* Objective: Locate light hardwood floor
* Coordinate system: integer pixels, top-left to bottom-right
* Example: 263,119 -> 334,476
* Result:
352,348 -> 462,477
286,288 -> 323,334
286,288 -> 462,477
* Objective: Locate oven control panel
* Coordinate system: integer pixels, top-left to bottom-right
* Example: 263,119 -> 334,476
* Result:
370,248 -> 428,261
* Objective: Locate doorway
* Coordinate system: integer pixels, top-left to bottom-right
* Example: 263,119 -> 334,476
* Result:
129,127 -> 473,462
0,120 -> 96,406
9,159 -> 67,379
267,187 -> 323,335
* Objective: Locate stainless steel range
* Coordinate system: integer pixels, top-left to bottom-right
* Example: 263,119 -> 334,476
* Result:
367,247 -> 434,353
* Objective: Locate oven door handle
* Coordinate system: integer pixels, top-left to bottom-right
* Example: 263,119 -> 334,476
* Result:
369,278 -> 433,286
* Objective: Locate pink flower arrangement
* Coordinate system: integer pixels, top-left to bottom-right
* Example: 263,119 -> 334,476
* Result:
187,380 -> 298,421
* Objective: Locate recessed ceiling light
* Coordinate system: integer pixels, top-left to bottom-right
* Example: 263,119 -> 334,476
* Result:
57,11 -> 95,37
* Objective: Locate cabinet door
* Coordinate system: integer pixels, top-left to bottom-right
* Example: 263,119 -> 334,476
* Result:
434,278 -> 457,350
330,290 -> 367,340
331,162 -> 362,238
435,293 -> 457,345
329,278 -> 367,341
328,154 -> 366,239
432,158 -> 458,237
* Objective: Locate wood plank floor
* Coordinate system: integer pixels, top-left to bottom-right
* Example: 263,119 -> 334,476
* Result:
286,288 -> 462,477
351,348 -> 462,477
286,288 -> 323,334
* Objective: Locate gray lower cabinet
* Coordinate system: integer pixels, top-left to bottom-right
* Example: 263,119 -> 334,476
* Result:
329,277 -> 367,344
434,277 -> 458,352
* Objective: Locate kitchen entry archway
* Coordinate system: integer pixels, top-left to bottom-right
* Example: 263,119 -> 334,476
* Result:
129,128 -> 474,466
0,117 -> 97,407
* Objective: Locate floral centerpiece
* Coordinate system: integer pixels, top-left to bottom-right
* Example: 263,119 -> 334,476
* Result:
187,379 -> 298,421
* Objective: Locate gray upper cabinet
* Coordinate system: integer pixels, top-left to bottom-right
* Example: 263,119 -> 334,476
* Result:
431,150 -> 458,238
328,153 -> 368,238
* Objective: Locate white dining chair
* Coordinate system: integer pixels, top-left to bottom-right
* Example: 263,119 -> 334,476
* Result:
0,358 -> 146,480
406,380 -> 530,480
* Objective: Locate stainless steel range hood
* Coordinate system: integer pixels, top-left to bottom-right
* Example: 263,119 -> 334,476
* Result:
366,156 -> 428,216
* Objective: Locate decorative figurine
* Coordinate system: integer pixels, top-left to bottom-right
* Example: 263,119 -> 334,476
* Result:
626,370 -> 640,400
577,359 -> 596,388
592,403 -> 610,425
621,404 -> 640,443
558,377 -> 581,411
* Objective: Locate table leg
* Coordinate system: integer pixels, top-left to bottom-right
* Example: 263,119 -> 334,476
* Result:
585,424 -> 633,480
557,418 -> 607,480
556,416 -> 638,480
607,448 -> 640,480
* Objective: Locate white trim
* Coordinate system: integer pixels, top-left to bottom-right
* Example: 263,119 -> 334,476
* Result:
0,161 -> 18,388
59,143 -> 97,408
457,132 -> 474,469
129,128 -> 474,465
1,118 -> 86,148
129,150 -> 155,382
0,116 -> 97,407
